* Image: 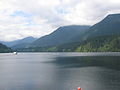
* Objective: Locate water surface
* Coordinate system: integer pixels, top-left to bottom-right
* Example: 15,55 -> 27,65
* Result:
0,52 -> 120,90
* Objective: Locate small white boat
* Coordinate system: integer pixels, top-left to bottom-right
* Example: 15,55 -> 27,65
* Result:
13,52 -> 17,55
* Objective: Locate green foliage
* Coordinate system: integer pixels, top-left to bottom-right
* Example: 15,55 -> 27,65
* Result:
75,34 -> 120,52
47,47 -> 57,52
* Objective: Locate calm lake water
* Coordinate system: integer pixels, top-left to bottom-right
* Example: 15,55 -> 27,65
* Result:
0,52 -> 120,90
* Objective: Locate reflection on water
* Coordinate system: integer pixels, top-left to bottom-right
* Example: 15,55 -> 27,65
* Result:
45,56 -> 120,90
0,53 -> 119,90
48,56 -> 120,70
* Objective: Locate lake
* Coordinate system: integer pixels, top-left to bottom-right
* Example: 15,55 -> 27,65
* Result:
0,52 -> 120,90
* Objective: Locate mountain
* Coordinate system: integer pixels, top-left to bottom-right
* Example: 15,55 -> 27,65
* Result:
0,43 -> 12,53
11,37 -> 37,49
31,14 -> 120,48
30,25 -> 90,47
13,13 -> 120,52
60,14 -> 120,52
0,36 -> 37,49
11,42 -> 31,49
75,34 -> 120,52
19,34 -> 120,52
82,14 -> 120,40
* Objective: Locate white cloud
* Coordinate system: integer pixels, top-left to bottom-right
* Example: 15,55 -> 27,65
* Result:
0,0 -> 120,41
64,0 -> 120,25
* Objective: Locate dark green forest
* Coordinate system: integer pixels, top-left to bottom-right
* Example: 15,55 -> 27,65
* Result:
75,34 -> 120,52
0,43 -> 12,53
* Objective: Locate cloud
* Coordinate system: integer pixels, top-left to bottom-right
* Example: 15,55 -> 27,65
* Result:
64,0 -> 120,25
0,0 -> 120,41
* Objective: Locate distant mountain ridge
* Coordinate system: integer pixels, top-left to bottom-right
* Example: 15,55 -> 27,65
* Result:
0,36 -> 37,49
30,25 -> 90,47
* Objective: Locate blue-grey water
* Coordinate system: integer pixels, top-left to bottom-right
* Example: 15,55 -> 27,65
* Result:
0,52 -> 120,90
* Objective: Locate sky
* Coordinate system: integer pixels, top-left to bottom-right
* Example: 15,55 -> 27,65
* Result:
0,0 -> 120,41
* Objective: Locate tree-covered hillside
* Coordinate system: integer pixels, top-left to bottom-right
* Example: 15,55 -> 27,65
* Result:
0,43 -> 12,53
75,34 -> 120,52
16,34 -> 120,52
30,25 -> 90,47
82,14 -> 120,40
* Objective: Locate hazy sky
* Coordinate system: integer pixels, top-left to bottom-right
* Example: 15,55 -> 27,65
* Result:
0,0 -> 120,41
